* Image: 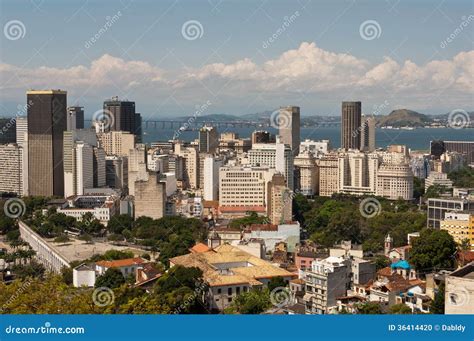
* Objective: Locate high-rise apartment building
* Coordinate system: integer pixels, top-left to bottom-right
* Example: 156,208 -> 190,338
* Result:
278,106 -> 300,156
0,144 -> 23,195
219,166 -> 275,209
341,101 -> 361,150
63,130 -> 97,197
337,151 -> 379,195
97,131 -> 135,157
376,159 -> 414,200
248,138 -> 294,190
27,90 -> 67,197
294,149 -> 318,196
267,173 -> 293,225
318,153 -> 339,197
16,117 -> 28,195
203,155 -> 222,201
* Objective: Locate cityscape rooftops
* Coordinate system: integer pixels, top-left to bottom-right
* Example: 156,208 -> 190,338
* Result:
96,257 -> 146,269
170,244 -> 296,287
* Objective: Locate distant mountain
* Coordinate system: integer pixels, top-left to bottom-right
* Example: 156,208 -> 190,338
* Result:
375,109 -> 432,127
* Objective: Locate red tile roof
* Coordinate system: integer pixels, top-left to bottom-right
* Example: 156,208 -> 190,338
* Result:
96,257 -> 145,268
189,243 -> 211,253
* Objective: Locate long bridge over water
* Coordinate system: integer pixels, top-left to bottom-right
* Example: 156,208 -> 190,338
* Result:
85,120 -> 341,129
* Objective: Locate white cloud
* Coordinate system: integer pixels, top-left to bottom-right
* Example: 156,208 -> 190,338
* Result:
0,42 -> 472,112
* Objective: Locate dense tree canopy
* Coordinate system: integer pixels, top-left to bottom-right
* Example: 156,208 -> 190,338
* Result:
448,167 -> 474,188
95,268 -> 126,289
409,229 -> 457,273
224,289 -> 272,314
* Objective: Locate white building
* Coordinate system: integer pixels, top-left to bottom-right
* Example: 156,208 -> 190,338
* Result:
338,151 -> 379,196
0,143 -> 23,195
203,156 -> 222,201
304,256 -> 349,314
294,149 -> 318,196
73,264 -> 96,287
248,137 -> 294,189
425,172 -> 453,191
219,166 -> 275,209
56,194 -> 119,225
243,222 -> 300,252
300,139 -> 330,156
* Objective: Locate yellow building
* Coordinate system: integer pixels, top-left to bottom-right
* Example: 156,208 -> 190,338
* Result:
440,212 -> 474,250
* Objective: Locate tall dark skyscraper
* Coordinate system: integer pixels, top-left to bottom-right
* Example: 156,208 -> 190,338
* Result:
199,126 -> 218,154
27,90 -> 67,196
278,106 -> 300,156
341,101 -> 362,150
103,97 -> 141,142
67,106 -> 84,130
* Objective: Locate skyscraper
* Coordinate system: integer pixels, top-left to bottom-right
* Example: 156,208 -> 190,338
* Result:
278,106 -> 300,156
27,90 -> 67,196
67,106 -> 84,130
103,97 -> 135,131
198,126 -> 218,154
341,101 -> 361,150
360,115 -> 375,152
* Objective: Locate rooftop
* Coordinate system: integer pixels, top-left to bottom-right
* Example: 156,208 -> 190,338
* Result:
170,244 -> 296,287
96,257 -> 145,268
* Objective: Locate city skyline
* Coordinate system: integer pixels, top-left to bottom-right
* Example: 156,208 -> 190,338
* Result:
0,0 -> 473,119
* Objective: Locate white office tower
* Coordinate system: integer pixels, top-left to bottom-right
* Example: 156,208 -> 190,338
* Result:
128,144 -> 148,196
63,130 -> 98,197
0,144 -> 23,195
74,142 -> 94,195
15,117 -> 28,195
147,153 -> 169,173
337,151 -> 379,195
294,149 -> 318,196
203,156 -> 222,201
248,137 -> 294,190
219,166 -> 276,209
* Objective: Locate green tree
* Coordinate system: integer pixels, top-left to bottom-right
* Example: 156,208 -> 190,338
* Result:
373,255 -> 391,271
108,214 -> 134,234
389,303 -> 412,314
356,302 -> 383,314
224,289 -> 271,314
430,283 -> 445,314
409,229 -> 457,272
413,177 -> 425,200
268,277 -> 287,293
95,268 -> 125,289
11,261 -> 45,280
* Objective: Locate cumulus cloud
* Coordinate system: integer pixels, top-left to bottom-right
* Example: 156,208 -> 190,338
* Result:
0,42 -> 472,111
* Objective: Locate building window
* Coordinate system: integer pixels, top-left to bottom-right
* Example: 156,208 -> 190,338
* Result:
217,288 -> 221,294
236,287 -> 240,295
228,297 -> 232,303
228,287 -> 232,295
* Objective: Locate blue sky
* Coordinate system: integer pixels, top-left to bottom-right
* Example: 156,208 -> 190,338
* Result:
0,0 -> 473,119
